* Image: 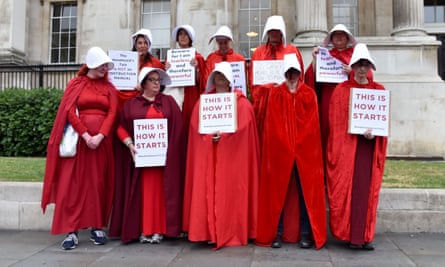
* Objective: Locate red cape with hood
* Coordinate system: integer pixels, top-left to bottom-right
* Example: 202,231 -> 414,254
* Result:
183,91 -> 260,249
41,74 -> 118,234
109,93 -> 186,243
255,82 -> 327,249
326,78 -> 387,243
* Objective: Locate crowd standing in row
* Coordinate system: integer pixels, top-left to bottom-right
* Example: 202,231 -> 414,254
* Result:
41,15 -> 388,252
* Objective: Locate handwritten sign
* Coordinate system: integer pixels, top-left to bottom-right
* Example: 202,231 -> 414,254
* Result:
166,48 -> 196,87
230,61 -> 247,96
134,118 -> 168,167
199,92 -> 237,134
348,88 -> 390,137
108,50 -> 139,90
252,60 -> 284,85
316,46 -> 348,83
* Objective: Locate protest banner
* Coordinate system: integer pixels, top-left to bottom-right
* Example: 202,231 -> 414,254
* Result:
108,50 -> 139,90
252,60 -> 284,85
230,61 -> 247,96
134,118 -> 168,167
348,88 -> 390,137
166,48 -> 195,87
316,46 -> 348,83
199,92 -> 237,134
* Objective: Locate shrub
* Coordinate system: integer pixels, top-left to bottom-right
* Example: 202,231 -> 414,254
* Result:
0,88 -> 63,156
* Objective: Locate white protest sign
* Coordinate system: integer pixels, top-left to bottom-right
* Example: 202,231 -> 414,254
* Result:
348,88 -> 390,137
166,48 -> 195,87
230,61 -> 247,96
134,118 -> 168,167
199,92 -> 237,134
316,46 -> 348,83
252,60 -> 284,85
108,50 -> 139,90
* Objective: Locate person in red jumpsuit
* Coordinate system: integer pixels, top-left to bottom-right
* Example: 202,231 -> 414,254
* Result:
327,43 -> 387,250
255,54 -> 327,250
183,62 -> 260,249
41,46 -> 118,250
112,67 -> 186,244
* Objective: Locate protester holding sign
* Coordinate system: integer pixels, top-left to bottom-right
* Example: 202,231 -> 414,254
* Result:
109,28 -> 167,240
204,26 -> 246,88
41,47 -> 118,250
305,24 -> 372,168
255,54 -> 326,250
248,15 -> 305,135
110,67 -> 186,245
183,62 -> 260,249
326,43 -> 388,251
164,25 -> 205,134
115,28 -> 165,109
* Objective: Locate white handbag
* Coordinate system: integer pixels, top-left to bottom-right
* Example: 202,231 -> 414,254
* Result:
59,108 -> 79,157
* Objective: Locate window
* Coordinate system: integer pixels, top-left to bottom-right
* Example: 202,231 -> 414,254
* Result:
425,0 -> 445,23
49,2 -> 77,64
332,0 -> 358,36
238,0 -> 271,59
141,0 -> 171,60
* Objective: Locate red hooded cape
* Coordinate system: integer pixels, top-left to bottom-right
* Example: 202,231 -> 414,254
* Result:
255,82 -> 327,249
326,79 -> 387,243
109,93 -> 186,243
183,91 -> 260,249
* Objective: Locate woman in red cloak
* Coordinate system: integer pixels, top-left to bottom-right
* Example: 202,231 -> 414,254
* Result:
112,67 -> 186,244
41,47 -> 118,250
183,62 -> 260,249
326,43 -> 388,250
255,54 -> 327,250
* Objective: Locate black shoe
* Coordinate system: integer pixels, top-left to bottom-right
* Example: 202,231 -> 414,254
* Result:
299,235 -> 314,249
348,242 -> 375,251
271,236 -> 282,248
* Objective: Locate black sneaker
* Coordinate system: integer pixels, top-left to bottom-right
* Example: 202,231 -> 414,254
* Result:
90,229 -> 108,245
61,232 -> 78,250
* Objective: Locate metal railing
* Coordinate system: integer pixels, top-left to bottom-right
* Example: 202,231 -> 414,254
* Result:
0,64 -> 81,90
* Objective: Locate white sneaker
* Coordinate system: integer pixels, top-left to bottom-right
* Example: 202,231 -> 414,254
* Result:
61,232 -> 79,250
150,233 -> 163,244
139,234 -> 152,244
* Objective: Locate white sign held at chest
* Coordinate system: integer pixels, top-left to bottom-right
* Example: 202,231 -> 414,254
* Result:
199,92 -> 237,134
134,118 -> 168,167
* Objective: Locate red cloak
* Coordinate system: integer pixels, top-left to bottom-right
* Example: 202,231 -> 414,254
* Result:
109,93 -> 186,243
326,79 -> 387,243
255,82 -> 327,249
183,91 -> 260,249
41,75 -> 118,235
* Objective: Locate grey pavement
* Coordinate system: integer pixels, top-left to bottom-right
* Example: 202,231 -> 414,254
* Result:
0,230 -> 444,267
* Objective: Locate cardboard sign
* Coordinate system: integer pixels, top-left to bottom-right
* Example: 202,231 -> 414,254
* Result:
134,118 -> 168,167
108,50 -> 139,90
348,88 -> 390,137
252,60 -> 284,85
316,46 -> 348,83
199,92 -> 237,134
230,61 -> 247,96
166,48 -> 196,87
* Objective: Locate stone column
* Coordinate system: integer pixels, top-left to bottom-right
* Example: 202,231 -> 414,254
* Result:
392,0 -> 427,36
295,0 -> 327,38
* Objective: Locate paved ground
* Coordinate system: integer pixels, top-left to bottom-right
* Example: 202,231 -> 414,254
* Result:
0,230 -> 444,267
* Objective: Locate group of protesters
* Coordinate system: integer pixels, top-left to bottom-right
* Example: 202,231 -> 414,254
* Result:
41,15 -> 388,252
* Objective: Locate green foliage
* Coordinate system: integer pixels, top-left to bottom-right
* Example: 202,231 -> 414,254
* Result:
0,88 -> 63,156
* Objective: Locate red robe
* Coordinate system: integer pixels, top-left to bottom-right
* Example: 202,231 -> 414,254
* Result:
326,79 -> 387,243
183,91 -> 260,249
41,75 -> 118,235
109,93 -> 186,243
203,48 -> 246,88
255,82 -> 327,249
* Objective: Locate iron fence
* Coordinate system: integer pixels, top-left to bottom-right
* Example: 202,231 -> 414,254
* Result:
0,64 -> 81,90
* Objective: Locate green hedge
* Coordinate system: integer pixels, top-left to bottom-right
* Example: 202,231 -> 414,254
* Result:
0,88 -> 63,156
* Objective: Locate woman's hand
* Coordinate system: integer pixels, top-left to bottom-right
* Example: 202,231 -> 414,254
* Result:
165,61 -> 171,70
212,131 -> 221,143
342,63 -> 352,75
363,129 -> 374,140
87,133 -> 104,149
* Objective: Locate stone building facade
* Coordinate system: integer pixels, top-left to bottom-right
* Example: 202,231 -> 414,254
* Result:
1,0 -> 444,158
